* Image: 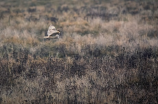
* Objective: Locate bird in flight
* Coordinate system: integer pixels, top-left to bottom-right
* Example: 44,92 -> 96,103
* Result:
44,25 -> 60,39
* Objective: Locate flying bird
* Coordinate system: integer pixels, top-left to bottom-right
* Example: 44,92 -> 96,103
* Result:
44,25 -> 60,39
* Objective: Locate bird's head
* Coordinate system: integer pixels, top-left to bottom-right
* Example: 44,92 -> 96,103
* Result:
55,30 -> 60,39
57,30 -> 60,34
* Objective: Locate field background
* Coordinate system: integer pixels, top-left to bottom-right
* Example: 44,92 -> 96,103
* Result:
0,0 -> 158,104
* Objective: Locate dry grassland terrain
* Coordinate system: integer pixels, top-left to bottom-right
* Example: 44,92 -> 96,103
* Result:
0,0 -> 158,104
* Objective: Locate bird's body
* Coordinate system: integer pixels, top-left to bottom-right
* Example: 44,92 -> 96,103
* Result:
44,25 -> 60,39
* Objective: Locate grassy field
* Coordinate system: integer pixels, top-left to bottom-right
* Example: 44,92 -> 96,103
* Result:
0,0 -> 158,104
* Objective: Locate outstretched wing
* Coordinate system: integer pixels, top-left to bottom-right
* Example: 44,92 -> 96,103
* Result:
47,25 -> 60,36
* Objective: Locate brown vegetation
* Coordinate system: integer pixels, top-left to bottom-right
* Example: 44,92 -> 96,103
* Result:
0,0 -> 158,104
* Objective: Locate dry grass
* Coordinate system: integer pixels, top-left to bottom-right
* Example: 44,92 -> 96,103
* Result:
0,0 -> 158,104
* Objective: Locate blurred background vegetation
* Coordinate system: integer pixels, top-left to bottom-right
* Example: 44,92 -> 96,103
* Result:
0,0 -> 158,104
